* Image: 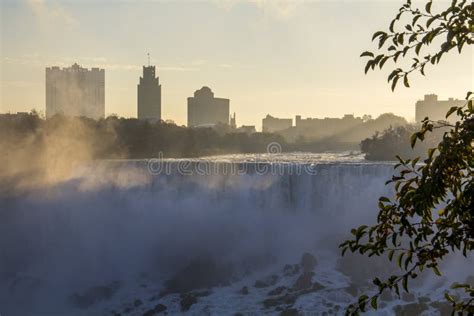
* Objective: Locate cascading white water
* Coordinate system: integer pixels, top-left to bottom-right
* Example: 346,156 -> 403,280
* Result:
1,157 -> 471,315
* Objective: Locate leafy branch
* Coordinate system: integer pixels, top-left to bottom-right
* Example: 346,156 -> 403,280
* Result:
360,0 -> 473,90
341,95 -> 474,315
341,0 -> 474,312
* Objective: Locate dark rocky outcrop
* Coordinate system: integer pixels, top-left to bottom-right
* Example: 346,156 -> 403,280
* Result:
430,301 -> 452,315
142,303 -> 167,316
293,272 -> 314,291
161,254 -> 234,295
255,275 -> 279,288
134,299 -> 142,307
180,294 -> 197,312
344,283 -> 359,297
380,289 -> 395,302
401,292 -> 415,302
300,253 -> 317,272
239,286 -> 249,295
263,293 -> 297,308
280,307 -> 300,316
263,282 -> 324,309
418,296 -> 430,304
311,282 -> 325,291
336,253 -> 394,286
393,302 -> 428,316
71,282 -> 120,308
179,290 -> 211,311
268,286 -> 287,296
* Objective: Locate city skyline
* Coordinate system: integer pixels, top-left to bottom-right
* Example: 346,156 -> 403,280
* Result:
1,0 -> 472,128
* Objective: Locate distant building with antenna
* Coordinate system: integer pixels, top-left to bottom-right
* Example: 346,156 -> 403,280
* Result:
137,54 -> 161,121
45,63 -> 105,119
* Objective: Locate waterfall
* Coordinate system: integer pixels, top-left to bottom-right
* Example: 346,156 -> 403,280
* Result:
0,160 -> 407,315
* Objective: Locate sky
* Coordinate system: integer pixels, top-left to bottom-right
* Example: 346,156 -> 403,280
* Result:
1,0 -> 472,128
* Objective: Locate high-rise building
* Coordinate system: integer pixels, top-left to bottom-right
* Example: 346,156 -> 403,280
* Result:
137,65 -> 161,121
45,63 -> 104,119
415,94 -> 464,123
187,86 -> 229,127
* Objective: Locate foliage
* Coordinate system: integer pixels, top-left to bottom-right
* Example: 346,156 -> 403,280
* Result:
341,0 -> 474,314
0,114 -> 285,160
361,0 -> 473,90
360,124 -> 445,161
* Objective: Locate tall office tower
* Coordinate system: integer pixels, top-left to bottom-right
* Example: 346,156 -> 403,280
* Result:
137,65 -> 161,121
187,86 -> 229,127
46,63 -> 105,119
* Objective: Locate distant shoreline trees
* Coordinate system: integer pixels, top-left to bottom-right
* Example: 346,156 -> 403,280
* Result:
360,123 -> 447,161
0,111 -> 408,161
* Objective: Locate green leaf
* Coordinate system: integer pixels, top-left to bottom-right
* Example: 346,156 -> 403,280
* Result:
403,75 -> 410,88
397,252 -> 405,268
388,249 -> 395,261
389,20 -> 396,32
444,292 -> 455,303
392,232 -> 398,246
397,33 -> 404,45
360,51 -> 374,58
412,15 -> 421,26
365,61 -> 373,74
379,196 -> 390,203
371,296 -> 378,310
372,31 -> 386,41
410,133 -> 418,148
358,294 -> 369,304
432,265 -> 442,276
373,277 -> 382,286
446,106 -> 458,118
402,275 -> 409,292
427,147 -> 436,159
391,76 -> 399,91
425,1 -> 432,13
415,43 -> 423,55
405,251 -> 413,270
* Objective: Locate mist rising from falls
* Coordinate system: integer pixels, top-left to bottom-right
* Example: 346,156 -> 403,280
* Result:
2,160 -> 470,315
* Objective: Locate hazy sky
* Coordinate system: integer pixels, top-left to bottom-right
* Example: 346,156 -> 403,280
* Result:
1,0 -> 472,128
